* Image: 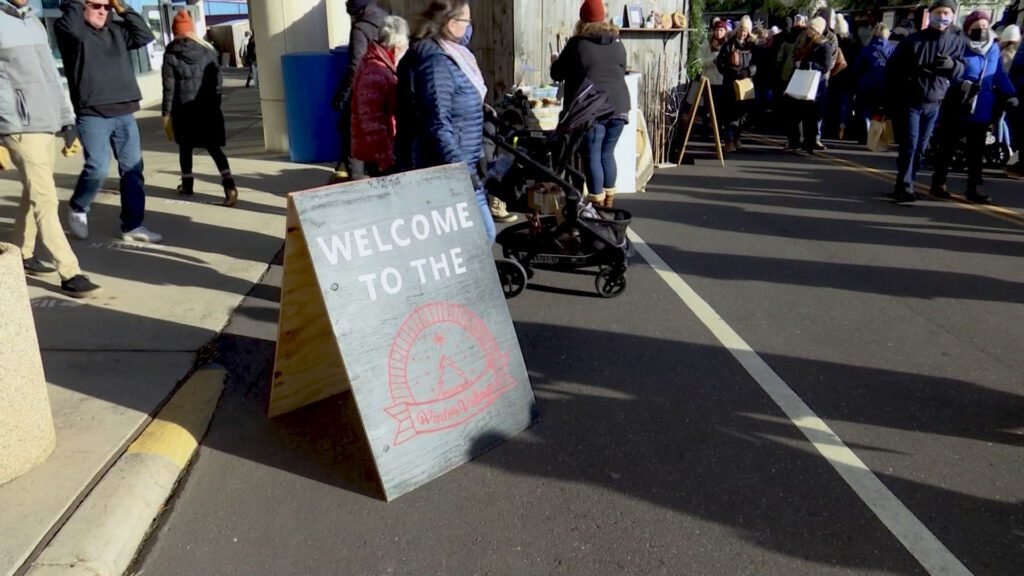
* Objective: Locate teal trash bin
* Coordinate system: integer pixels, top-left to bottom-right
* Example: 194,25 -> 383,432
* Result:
281,49 -> 347,163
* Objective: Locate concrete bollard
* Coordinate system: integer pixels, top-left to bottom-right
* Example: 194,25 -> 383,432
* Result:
0,242 -> 56,485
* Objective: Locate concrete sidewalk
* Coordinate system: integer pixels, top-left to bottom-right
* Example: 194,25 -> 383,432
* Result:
0,73 -> 329,576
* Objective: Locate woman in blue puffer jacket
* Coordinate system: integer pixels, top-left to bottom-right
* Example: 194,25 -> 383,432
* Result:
930,11 -> 1017,203
853,24 -> 895,137
396,0 -> 494,242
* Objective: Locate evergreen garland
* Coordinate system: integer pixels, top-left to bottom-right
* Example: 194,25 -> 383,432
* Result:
687,0 -> 707,80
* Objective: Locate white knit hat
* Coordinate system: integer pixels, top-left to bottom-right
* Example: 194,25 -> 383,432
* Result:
1002,25 -> 1022,44
739,15 -> 753,32
835,13 -> 850,36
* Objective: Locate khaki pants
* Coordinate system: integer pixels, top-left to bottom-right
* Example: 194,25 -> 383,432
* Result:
2,133 -> 81,281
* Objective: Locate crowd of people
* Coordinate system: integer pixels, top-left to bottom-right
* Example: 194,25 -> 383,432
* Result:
331,0 -> 629,239
4,0 -> 1022,300
700,0 -> 1022,204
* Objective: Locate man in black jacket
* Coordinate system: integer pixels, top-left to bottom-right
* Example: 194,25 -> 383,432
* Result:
884,0 -> 965,204
56,0 -> 161,242
330,0 -> 388,182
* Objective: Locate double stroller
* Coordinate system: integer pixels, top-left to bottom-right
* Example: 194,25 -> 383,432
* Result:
483,82 -> 633,299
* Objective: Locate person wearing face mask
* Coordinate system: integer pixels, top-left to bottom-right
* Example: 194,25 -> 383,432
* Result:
777,15 -> 807,149
853,23 -> 895,138
1008,31 -> 1024,179
703,19 -> 728,135
810,8 -> 843,149
0,0 -> 101,297
716,15 -> 758,151
551,0 -> 629,207
350,16 -> 409,178
395,0 -> 495,242
789,17 -> 834,155
1000,25 -> 1021,73
883,0 -> 965,204
929,11 -> 1016,203
330,0 -> 389,183
997,25 -> 1020,173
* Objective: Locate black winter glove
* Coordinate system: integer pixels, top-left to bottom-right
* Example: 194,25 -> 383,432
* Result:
737,69 -> 751,79
931,55 -> 954,75
61,124 -> 78,149
60,124 -> 81,157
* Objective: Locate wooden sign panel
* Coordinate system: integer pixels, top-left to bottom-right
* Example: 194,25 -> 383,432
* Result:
270,164 -> 535,500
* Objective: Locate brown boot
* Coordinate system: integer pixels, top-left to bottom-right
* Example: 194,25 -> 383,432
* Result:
222,176 -> 238,207
601,187 -> 617,208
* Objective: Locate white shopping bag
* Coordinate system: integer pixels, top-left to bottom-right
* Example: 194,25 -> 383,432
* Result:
785,69 -> 821,101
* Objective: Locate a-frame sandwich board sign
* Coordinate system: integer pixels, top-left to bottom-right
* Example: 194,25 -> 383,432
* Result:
270,164 -> 536,501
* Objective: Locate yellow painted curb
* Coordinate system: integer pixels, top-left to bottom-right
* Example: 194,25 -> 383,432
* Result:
127,367 -> 225,469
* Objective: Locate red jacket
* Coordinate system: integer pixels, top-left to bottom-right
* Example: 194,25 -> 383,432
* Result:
351,42 -> 398,171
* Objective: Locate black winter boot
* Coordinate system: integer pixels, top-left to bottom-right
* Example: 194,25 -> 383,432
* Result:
929,183 -> 951,199
965,185 -> 990,204
177,176 -> 194,196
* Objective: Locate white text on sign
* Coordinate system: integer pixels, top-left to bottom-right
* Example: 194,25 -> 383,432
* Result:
314,202 -> 477,301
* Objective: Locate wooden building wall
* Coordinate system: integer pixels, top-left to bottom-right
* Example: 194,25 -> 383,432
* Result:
380,0 -> 513,96
380,0 -> 688,108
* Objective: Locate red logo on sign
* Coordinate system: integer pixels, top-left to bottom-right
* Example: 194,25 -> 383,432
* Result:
385,302 -> 517,446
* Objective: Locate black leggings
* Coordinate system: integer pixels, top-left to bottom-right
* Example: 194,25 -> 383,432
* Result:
180,146 -> 231,178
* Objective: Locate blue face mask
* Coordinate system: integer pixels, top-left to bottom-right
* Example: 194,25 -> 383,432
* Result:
459,23 -> 473,46
930,15 -> 952,30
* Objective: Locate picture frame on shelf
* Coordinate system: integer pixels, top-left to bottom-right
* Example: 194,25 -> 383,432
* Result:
624,4 -> 644,29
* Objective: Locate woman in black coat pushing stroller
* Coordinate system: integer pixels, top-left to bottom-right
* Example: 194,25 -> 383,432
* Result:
162,10 -> 237,207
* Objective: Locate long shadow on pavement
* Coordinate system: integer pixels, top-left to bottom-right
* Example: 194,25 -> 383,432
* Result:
160,256 -> 1022,574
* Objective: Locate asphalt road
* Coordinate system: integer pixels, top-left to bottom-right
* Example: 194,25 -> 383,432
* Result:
131,141 -> 1024,576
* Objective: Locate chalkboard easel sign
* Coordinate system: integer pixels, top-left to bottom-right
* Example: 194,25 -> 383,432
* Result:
270,164 -> 536,501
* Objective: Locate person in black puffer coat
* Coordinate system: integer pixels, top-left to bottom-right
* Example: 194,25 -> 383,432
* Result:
717,16 -> 758,151
330,0 -> 389,182
162,10 -> 236,207
551,0 -> 629,208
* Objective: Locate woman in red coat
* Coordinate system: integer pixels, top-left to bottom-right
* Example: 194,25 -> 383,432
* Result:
351,15 -> 409,177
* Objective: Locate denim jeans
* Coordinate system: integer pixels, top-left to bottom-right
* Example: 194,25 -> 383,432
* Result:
894,106 -> 939,194
70,114 -> 146,232
583,117 -> 626,194
475,187 -> 496,245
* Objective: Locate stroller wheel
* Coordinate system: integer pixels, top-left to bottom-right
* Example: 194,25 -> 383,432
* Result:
496,258 -> 528,299
986,143 -> 1011,168
595,268 -> 627,298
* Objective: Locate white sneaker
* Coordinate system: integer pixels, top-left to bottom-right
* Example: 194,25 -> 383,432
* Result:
68,211 -> 89,240
121,226 -> 163,244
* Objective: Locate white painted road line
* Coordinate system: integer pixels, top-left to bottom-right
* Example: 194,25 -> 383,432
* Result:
627,228 -> 973,576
